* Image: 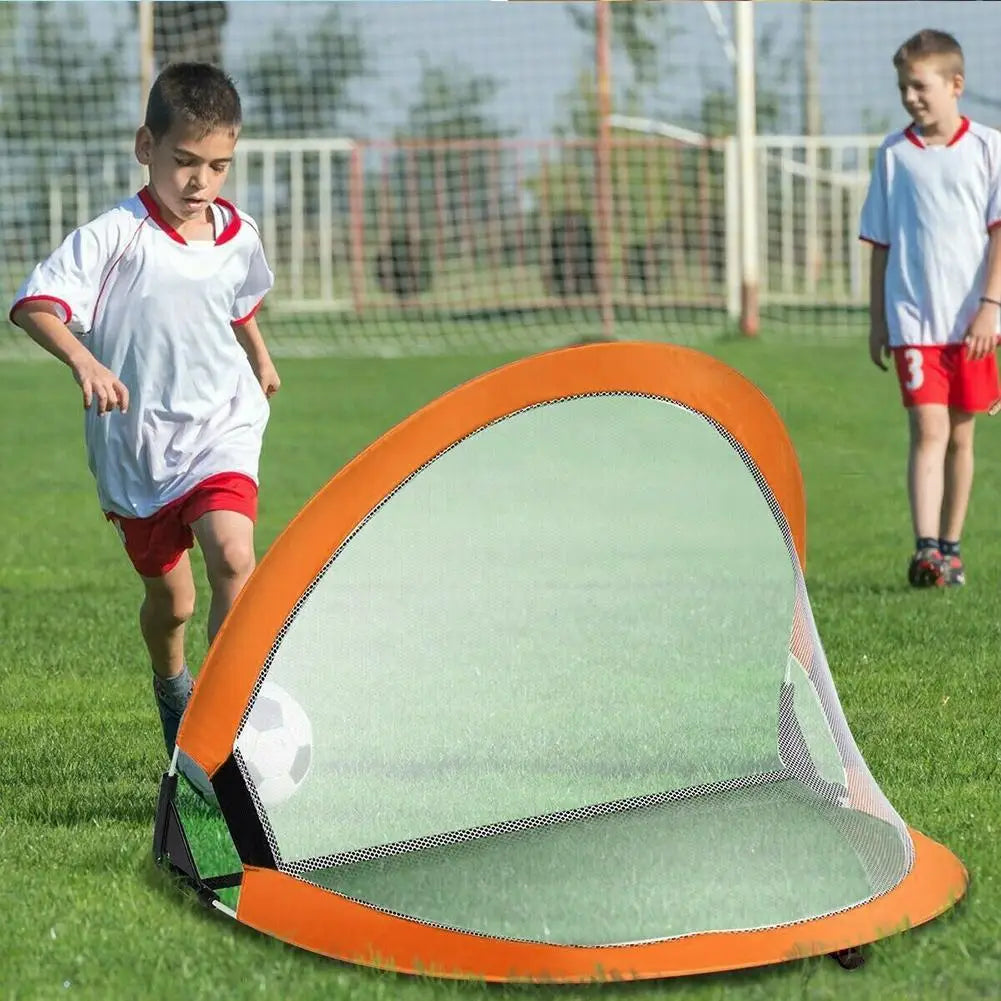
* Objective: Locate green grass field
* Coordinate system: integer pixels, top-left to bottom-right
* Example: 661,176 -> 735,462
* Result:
3,329 -> 1001,1000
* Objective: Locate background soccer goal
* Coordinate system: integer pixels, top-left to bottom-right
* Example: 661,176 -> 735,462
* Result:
3,0 -> 1000,356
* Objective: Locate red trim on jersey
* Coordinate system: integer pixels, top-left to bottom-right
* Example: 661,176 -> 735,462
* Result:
91,217 -> 150,328
233,299 -> 263,326
988,219 -> 1001,232
859,236 -> 890,248
948,116 -> 971,146
213,196 -> 243,245
138,187 -> 186,244
138,187 -> 243,246
903,116 -> 970,149
8,294 -> 72,326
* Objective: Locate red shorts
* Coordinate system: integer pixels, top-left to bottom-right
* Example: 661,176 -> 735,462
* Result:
106,472 -> 258,578
892,344 -> 999,411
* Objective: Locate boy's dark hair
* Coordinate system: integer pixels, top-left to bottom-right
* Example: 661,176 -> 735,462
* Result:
893,29 -> 964,77
144,62 -> 242,141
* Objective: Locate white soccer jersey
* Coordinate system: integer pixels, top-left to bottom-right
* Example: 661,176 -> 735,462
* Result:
9,188 -> 274,518
859,117 -> 1001,347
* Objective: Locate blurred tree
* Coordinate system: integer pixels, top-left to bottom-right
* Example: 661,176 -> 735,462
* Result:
390,58 -> 513,266
242,6 -> 367,137
697,25 -> 790,138
1,4 -> 131,143
0,3 -> 17,108
0,4 -> 132,261
238,6 -> 369,267
697,25 -> 795,283
860,108 -> 892,137
544,7 -> 792,299
540,3 -> 687,299
563,0 -> 679,120
147,1 -> 228,69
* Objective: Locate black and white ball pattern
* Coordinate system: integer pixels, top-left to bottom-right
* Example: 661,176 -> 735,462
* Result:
236,679 -> 313,809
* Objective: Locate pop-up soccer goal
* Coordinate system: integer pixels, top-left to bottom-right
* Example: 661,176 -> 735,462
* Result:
153,341 -> 967,982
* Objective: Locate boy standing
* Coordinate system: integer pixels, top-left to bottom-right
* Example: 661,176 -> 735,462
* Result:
860,29 -> 1001,587
8,63 -> 280,751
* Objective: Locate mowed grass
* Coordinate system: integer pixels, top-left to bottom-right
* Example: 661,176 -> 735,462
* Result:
2,331 -> 1001,1000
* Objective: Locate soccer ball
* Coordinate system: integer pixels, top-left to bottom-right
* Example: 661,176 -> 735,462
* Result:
236,679 -> 313,809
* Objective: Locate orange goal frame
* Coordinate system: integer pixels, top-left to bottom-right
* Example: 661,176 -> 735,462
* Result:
174,341 -> 967,981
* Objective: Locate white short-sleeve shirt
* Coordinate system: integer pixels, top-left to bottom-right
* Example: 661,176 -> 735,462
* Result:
859,117 -> 1001,347
9,188 -> 275,518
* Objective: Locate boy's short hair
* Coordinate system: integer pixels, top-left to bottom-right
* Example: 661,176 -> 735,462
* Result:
892,29 -> 964,78
144,62 -> 242,141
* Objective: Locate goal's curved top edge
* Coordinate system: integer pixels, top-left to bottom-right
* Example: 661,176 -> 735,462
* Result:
179,339 -> 805,778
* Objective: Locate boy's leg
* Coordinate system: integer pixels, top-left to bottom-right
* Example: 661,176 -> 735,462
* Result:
907,404 -> 950,538
941,411 -> 975,540
937,344 -> 997,585
110,503 -> 199,752
936,344 -> 992,584
893,347 -> 952,585
906,404 -> 950,586
140,552 -> 197,676
140,553 -> 197,751
191,510 -> 256,643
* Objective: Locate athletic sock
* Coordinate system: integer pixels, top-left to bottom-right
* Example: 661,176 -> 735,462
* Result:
916,536 -> 940,553
939,539 -> 961,558
153,663 -> 193,713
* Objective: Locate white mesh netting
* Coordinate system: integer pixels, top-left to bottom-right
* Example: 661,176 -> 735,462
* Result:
232,392 -> 913,946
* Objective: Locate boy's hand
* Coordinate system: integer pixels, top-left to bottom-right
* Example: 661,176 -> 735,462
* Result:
868,325 -> 890,370
965,303 -> 999,361
72,357 -> 129,415
232,317 -> 280,398
253,356 -> 281,399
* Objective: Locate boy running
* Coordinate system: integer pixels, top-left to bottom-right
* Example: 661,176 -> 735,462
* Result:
9,63 -> 280,751
860,29 -> 1001,587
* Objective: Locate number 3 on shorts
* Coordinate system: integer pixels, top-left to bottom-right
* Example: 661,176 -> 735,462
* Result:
903,348 -> 924,391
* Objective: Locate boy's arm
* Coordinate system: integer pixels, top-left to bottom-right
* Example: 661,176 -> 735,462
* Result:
11,303 -> 128,415
965,227 -> 1001,361
232,315 -> 281,398
868,245 -> 890,370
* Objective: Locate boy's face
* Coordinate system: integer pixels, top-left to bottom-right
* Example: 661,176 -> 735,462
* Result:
135,122 -> 237,229
896,58 -> 964,134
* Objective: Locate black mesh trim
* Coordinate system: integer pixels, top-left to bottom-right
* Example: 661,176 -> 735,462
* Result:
290,789 -> 910,950
214,754 -> 277,869
286,769 -> 790,873
777,681 -> 849,803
